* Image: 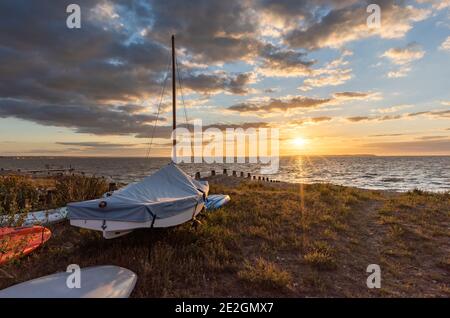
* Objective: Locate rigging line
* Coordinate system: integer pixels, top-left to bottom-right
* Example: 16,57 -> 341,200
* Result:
146,71 -> 168,158
175,56 -> 193,157
175,56 -> 189,126
145,54 -> 171,159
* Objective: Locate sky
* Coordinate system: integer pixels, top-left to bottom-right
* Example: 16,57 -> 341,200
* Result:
0,0 -> 449,157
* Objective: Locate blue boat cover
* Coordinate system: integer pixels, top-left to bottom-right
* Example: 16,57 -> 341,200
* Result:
205,194 -> 231,210
68,163 -> 209,222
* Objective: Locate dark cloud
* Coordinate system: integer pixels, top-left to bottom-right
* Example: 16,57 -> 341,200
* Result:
347,114 -> 402,122
183,72 -> 253,95
0,0 -> 259,137
369,133 -> 405,137
229,90 -> 379,114
56,142 -> 140,148
310,116 -> 332,122
257,0 -> 359,19
333,91 -> 372,98
146,0 -> 258,63
257,43 -> 315,76
415,136 -> 448,140
379,115 -> 402,121
347,116 -> 371,122
282,0 -> 429,50
203,122 -> 271,131
290,116 -> 332,125
0,99 -> 164,136
228,96 -> 331,113
116,104 -> 148,114
408,110 -> 450,118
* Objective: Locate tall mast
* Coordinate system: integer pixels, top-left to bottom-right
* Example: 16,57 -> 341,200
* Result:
171,35 -> 176,161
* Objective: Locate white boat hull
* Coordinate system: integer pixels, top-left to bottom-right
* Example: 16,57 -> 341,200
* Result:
70,202 -> 204,239
0,207 -> 68,227
0,266 -> 137,298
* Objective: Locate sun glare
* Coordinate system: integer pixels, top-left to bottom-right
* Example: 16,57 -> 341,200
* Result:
291,137 -> 309,148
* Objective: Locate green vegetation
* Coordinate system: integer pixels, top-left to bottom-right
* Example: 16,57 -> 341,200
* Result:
0,176 -> 448,297
0,175 -> 108,217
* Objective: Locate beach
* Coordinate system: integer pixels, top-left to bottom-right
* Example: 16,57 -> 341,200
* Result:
0,174 -> 448,297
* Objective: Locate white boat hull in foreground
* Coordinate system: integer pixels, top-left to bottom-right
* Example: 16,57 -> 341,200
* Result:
0,266 -> 137,298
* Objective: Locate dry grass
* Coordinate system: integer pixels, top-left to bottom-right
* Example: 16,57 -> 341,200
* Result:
0,175 -> 108,223
238,258 -> 292,290
0,176 -> 448,297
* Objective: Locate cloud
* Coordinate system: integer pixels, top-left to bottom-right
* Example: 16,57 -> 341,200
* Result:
333,91 -> 381,101
439,36 -> 450,51
0,98 -> 163,136
408,110 -> 450,118
416,0 -> 450,11
382,42 -> 425,78
0,0 -> 262,137
346,114 -> 402,122
371,104 -> 413,113
55,142 -> 140,148
290,116 -> 333,125
284,1 -> 430,50
257,43 -> 315,77
228,90 -> 380,115
116,104 -> 148,114
0,0 -> 443,143
347,116 -> 371,122
228,96 -> 331,113
299,50 -> 353,91
347,108 -> 450,123
386,66 -> 412,78
182,72 -> 253,95
145,0 -> 259,63
382,42 -> 425,65
369,133 -> 405,137
415,135 -> 448,140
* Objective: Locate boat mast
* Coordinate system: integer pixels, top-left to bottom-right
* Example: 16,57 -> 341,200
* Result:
171,35 -> 177,162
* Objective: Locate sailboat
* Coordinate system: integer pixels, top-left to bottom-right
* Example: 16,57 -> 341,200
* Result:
68,36 -> 209,239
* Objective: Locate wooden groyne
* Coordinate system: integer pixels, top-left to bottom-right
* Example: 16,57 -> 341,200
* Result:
193,169 -> 280,183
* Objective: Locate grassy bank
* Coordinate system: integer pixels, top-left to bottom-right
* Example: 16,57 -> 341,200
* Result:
0,175 -> 449,297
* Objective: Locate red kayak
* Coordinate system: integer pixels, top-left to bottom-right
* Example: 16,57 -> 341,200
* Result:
0,226 -> 51,265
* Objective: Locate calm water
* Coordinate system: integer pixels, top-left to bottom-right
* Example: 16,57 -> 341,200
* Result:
0,156 -> 449,192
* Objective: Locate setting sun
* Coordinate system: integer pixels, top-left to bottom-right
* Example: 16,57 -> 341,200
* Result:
291,137 -> 309,148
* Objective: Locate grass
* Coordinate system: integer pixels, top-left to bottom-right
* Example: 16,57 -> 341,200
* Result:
0,175 -> 108,225
238,258 -> 292,290
0,175 -> 449,297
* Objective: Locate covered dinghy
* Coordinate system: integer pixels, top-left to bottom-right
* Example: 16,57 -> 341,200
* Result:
68,163 -> 209,239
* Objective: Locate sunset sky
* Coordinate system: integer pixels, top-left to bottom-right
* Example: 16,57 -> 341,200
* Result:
0,0 -> 449,157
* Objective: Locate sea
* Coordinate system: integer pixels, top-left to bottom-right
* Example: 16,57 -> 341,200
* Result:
0,156 -> 449,192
